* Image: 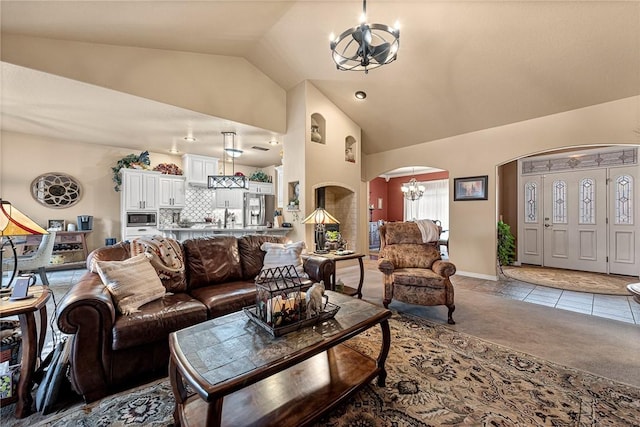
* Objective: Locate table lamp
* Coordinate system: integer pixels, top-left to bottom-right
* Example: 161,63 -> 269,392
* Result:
302,207 -> 340,254
1,199 -> 48,288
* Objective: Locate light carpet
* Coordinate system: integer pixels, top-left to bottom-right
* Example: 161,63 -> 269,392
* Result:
24,312 -> 640,427
502,264 -> 637,295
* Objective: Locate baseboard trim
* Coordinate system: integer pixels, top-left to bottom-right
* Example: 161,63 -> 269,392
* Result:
457,271 -> 498,281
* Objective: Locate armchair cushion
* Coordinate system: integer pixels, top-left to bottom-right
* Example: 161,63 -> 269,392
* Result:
380,244 -> 441,270
392,268 -> 447,288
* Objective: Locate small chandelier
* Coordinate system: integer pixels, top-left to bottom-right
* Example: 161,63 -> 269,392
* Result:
401,178 -> 425,201
330,0 -> 400,74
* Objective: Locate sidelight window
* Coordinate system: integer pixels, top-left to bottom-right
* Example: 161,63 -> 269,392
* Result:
615,175 -> 633,225
524,182 -> 537,223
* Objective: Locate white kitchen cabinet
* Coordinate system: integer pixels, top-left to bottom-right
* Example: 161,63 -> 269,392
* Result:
121,169 -> 160,211
248,181 -> 274,194
215,189 -> 244,209
159,175 -> 186,207
182,154 -> 219,186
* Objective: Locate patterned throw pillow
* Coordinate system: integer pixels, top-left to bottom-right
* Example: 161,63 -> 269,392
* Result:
95,253 -> 166,315
260,241 -> 308,278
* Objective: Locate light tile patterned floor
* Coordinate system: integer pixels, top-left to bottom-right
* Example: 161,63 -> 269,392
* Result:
453,274 -> 639,325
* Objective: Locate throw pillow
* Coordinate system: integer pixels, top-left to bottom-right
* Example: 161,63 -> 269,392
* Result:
95,253 -> 166,315
260,241 -> 308,278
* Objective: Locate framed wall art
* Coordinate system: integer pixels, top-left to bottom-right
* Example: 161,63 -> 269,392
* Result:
454,176 -> 488,201
48,219 -> 66,231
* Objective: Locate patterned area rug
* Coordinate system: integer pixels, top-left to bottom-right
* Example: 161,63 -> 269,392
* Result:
27,313 -> 640,427
502,265 -> 636,295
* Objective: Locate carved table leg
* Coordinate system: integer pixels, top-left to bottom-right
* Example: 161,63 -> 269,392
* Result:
376,319 -> 391,387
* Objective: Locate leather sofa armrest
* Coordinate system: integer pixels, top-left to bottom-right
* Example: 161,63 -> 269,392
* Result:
56,271 -> 116,402
432,260 -> 456,278
378,258 -> 394,275
303,255 -> 333,286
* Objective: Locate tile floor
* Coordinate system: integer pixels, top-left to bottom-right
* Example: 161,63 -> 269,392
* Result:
452,274 -> 639,325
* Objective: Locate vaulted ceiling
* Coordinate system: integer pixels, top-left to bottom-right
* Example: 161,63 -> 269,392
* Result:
2,1 -> 639,168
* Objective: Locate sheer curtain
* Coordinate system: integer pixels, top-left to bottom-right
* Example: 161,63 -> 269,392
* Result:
403,179 -> 449,230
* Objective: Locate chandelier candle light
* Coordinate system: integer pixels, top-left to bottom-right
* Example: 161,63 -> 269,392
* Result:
330,0 -> 400,73
402,178 -> 425,201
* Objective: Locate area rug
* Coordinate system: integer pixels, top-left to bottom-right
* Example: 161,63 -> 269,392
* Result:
26,313 -> 640,427
502,265 -> 637,295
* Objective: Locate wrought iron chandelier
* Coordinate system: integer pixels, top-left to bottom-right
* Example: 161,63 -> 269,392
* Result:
330,0 -> 400,74
208,132 -> 249,190
401,177 -> 425,201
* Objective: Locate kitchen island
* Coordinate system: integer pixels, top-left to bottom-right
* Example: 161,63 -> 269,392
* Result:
159,225 -> 291,242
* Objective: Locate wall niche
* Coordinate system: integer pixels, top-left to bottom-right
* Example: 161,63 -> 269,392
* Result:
345,136 -> 356,163
310,113 -> 326,144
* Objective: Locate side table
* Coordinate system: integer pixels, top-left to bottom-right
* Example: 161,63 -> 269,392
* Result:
313,252 -> 365,299
0,286 -> 50,418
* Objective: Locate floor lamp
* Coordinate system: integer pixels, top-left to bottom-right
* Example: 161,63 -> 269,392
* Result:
0,199 -> 48,288
303,207 -> 340,254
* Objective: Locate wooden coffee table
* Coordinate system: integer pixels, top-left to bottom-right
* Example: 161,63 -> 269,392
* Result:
168,291 -> 391,427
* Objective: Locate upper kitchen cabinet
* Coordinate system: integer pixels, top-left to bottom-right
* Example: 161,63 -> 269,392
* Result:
215,189 -> 244,209
248,181 -> 274,194
182,154 -> 219,186
158,175 -> 186,208
121,169 -> 160,211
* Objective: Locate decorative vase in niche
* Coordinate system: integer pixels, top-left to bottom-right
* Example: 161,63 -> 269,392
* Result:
310,125 -> 322,143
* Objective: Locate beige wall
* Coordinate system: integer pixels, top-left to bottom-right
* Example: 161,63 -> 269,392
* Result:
365,96 -> 640,279
2,34 -> 286,133
0,130 -> 268,252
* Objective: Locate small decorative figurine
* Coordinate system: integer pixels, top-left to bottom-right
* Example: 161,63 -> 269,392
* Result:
306,281 -> 325,319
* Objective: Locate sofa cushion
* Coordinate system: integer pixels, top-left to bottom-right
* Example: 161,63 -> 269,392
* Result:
183,236 -> 243,289
261,241 -> 308,278
130,236 -> 187,293
112,293 -> 208,351
189,281 -> 258,318
238,234 -> 286,280
95,253 -> 166,315
381,244 -> 441,270
87,242 -> 131,273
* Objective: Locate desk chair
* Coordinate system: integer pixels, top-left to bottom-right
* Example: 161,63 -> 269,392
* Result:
2,232 -> 56,286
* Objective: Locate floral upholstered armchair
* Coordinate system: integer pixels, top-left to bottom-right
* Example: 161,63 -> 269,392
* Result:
377,221 -> 456,324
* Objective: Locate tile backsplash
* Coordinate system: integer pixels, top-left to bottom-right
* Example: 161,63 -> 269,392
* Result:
159,186 -> 242,226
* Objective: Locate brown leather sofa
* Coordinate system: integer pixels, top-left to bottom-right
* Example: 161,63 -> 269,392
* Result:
57,234 -> 332,402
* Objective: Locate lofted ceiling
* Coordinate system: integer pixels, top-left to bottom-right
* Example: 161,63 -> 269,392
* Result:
1,1 -> 639,171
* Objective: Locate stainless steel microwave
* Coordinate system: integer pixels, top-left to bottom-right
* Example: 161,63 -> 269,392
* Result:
126,212 -> 157,227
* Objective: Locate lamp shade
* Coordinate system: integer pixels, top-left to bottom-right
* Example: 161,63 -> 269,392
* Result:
302,207 -> 340,225
0,199 -> 48,236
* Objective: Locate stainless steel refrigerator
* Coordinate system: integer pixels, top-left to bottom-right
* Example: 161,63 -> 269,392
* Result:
243,193 -> 276,226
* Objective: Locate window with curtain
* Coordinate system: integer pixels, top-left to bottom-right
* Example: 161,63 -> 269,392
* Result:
403,179 -> 449,229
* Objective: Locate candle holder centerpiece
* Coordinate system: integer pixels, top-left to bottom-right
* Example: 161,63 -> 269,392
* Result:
244,265 -> 339,337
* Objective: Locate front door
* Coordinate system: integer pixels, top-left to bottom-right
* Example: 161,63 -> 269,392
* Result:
542,169 -> 607,273
608,165 -> 639,276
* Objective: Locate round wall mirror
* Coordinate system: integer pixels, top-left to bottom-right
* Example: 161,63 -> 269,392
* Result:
31,172 -> 82,208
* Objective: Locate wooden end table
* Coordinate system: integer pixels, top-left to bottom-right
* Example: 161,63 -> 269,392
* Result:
169,291 -> 391,427
0,285 -> 50,418
308,252 -> 365,298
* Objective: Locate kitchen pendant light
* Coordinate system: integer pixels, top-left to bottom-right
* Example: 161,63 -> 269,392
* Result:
208,132 -> 249,190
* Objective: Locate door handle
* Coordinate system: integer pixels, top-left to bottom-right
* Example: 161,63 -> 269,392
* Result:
544,223 -> 552,228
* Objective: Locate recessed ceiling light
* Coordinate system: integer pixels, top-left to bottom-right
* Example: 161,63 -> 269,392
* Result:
183,136 -> 197,142
168,148 -> 180,154
355,91 -> 367,100
268,139 -> 279,145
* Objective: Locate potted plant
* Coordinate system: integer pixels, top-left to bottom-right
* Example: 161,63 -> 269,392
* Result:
497,220 -> 516,268
111,151 -> 151,191
249,170 -> 270,183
